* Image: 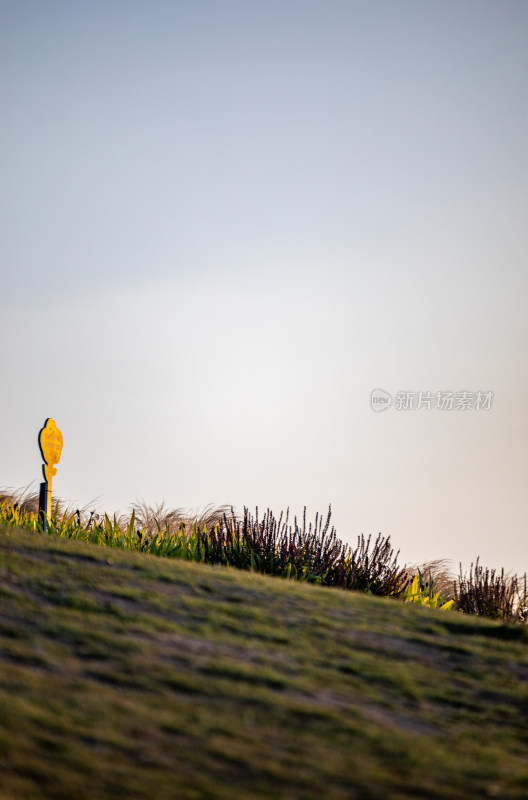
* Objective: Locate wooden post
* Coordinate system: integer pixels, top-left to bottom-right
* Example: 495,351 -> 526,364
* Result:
38,419 -> 63,530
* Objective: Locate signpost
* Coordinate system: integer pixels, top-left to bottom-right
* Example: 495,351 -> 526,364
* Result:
38,418 -> 63,530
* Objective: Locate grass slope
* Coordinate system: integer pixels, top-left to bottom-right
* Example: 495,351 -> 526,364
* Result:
0,528 -> 527,800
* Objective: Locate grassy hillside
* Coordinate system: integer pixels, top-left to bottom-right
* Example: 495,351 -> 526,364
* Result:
0,527 -> 527,800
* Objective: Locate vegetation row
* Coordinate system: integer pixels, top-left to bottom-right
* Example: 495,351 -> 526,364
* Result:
1,487 -> 526,623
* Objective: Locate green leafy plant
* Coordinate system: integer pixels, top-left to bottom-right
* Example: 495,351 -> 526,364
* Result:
404,570 -> 454,610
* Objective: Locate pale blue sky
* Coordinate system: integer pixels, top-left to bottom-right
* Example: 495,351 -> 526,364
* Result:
2,1 -> 527,574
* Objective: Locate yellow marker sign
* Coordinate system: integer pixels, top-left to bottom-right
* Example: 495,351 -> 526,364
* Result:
38,418 -> 63,520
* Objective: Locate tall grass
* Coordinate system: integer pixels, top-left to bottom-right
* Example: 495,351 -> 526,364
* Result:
193,506 -> 407,595
129,499 -> 233,540
1,487 -> 526,620
454,558 -> 528,623
0,487 -> 407,596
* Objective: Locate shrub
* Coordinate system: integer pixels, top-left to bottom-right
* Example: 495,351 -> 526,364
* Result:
324,533 -> 408,597
197,505 -> 346,581
454,558 -> 528,622
191,507 -> 408,596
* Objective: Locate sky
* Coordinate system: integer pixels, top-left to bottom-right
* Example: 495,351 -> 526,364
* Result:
2,0 -> 527,575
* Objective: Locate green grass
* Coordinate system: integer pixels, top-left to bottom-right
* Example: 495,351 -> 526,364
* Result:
1,526 -> 527,799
